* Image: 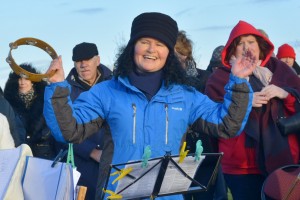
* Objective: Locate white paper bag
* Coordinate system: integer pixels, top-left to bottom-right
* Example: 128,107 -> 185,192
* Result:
0,144 -> 32,200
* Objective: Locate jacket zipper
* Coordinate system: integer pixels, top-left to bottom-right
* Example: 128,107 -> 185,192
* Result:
165,104 -> 169,144
132,103 -> 136,144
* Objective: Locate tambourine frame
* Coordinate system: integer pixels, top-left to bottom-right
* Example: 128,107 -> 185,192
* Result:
6,37 -> 58,82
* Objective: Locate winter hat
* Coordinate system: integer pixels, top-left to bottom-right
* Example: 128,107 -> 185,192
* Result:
276,44 -> 296,60
72,42 -> 99,61
129,12 -> 178,50
206,45 -> 224,72
211,45 -> 224,63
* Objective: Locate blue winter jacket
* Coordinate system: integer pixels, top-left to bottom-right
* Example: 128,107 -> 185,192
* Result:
44,74 -> 252,200
54,64 -> 112,200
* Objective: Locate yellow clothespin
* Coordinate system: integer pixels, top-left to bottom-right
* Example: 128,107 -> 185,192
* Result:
110,167 -> 133,184
102,189 -> 122,199
179,141 -> 189,163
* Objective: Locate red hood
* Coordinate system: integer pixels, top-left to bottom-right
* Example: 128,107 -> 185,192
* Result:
221,20 -> 274,68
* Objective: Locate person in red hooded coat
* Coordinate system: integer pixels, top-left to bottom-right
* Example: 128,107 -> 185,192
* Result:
205,20 -> 300,200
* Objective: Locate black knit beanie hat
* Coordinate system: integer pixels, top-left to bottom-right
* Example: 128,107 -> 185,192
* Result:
129,12 -> 178,50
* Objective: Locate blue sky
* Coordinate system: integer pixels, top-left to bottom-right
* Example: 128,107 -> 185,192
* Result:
1,0 -> 300,88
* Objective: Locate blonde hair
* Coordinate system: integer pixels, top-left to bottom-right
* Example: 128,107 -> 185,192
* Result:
175,30 -> 193,60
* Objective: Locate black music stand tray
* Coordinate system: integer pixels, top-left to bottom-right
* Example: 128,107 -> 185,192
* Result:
101,152 -> 222,200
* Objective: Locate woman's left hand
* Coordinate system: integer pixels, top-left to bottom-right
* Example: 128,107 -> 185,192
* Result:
230,50 -> 258,78
261,84 -> 289,100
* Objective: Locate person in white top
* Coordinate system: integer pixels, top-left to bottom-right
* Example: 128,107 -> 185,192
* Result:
0,113 -> 15,149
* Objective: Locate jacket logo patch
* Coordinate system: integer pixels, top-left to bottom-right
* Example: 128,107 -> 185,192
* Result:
171,107 -> 183,111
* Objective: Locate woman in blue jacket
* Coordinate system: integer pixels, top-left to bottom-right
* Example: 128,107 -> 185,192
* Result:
44,12 -> 255,200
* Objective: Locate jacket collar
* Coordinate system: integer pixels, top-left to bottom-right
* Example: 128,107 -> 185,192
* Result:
117,76 -> 184,103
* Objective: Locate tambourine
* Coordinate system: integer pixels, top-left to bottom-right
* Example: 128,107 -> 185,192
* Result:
6,37 -> 58,82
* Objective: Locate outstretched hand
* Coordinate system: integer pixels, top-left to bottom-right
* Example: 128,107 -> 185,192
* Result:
230,50 -> 258,78
46,55 -> 65,83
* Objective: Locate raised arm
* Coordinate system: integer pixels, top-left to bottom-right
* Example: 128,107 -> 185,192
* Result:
44,56 -> 104,144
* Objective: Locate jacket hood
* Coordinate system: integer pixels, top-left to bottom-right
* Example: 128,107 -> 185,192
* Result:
222,20 -> 274,68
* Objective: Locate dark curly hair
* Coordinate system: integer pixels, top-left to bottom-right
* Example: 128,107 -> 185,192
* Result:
113,42 -> 188,87
8,63 -> 40,80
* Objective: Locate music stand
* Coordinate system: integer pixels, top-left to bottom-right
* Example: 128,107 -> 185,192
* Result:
101,152 -> 222,199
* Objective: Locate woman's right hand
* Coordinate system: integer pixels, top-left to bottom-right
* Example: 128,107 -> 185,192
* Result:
252,91 -> 269,107
46,55 -> 65,83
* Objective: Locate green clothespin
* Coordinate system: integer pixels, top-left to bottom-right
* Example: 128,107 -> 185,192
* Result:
195,140 -> 203,162
141,145 -> 151,168
67,143 -> 76,168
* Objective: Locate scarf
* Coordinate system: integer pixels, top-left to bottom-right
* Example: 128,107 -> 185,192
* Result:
128,69 -> 163,100
185,59 -> 198,77
244,60 -> 272,86
19,88 -> 35,109
252,65 -> 273,86
75,69 -> 102,90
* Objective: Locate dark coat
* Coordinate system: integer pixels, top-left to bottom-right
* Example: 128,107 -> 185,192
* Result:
0,87 -> 26,146
4,73 -> 55,159
206,19 -> 300,174
184,69 -> 228,200
292,61 -> 300,75
55,64 -> 113,200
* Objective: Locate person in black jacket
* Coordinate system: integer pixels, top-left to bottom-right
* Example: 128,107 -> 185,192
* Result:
55,42 -> 113,200
206,45 -> 225,74
4,64 -> 55,158
175,31 -> 228,200
0,86 -> 25,146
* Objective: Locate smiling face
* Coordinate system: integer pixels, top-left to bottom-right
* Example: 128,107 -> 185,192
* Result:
235,35 -> 260,61
74,55 -> 100,85
134,37 -> 169,73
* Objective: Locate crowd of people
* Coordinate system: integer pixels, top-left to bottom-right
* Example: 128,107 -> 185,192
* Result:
0,11 -> 299,200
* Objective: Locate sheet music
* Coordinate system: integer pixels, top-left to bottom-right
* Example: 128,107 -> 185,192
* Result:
73,168 -> 81,198
115,159 -> 161,199
158,155 -> 205,195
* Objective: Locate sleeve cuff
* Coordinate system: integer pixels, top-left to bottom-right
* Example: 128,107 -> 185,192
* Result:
229,73 -> 248,84
284,93 -> 296,105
